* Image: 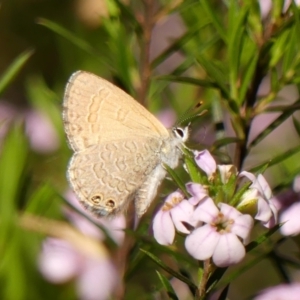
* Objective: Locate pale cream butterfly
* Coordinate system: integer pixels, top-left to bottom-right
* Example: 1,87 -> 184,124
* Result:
63,71 -> 188,218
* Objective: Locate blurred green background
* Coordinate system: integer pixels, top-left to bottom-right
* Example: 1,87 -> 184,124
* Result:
1,0 -> 300,299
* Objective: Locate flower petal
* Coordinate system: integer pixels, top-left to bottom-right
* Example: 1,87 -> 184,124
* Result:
218,203 -> 241,219
254,283 -> 300,300
280,202 -> 300,236
239,171 -> 256,182
170,200 -> 196,233
164,190 -> 185,206
213,233 -> 246,267
186,182 -> 208,205
194,150 -> 217,177
193,197 -> 219,223
231,214 -> 254,243
256,197 -> 272,222
185,224 -> 219,260
78,258 -> 118,300
256,174 -> 272,199
241,172 -> 272,200
153,210 -> 175,245
39,238 -> 81,283
262,199 -> 278,228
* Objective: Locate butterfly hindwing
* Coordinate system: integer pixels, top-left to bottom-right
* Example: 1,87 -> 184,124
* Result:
67,138 -> 163,216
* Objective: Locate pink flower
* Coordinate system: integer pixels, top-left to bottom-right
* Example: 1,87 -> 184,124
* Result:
39,238 -> 119,300
39,190 -> 125,300
254,283 -> 300,300
25,109 -> 59,153
152,191 -> 196,245
280,202 -> 300,236
185,198 -> 253,267
240,171 -> 277,228
194,150 -> 217,178
39,238 -> 82,283
0,102 -> 59,153
186,182 -> 208,205
272,177 -> 300,236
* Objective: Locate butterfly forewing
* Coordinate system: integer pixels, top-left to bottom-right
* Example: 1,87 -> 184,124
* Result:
63,71 -> 169,151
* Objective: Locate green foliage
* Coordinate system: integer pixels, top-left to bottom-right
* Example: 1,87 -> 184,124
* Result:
1,1 -> 300,299
0,50 -> 34,96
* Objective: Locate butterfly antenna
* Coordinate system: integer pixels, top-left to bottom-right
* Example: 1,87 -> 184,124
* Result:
176,101 -> 207,127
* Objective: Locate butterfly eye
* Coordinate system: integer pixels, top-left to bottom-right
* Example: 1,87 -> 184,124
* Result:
174,128 -> 184,138
90,194 -> 103,204
172,126 -> 189,142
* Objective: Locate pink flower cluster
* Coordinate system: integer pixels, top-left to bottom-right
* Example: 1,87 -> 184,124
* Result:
0,102 -> 59,153
39,191 -> 126,300
254,283 -> 300,300
153,150 -> 278,267
272,175 -> 300,236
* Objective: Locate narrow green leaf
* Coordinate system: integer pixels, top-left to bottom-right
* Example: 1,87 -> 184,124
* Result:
197,56 -> 229,99
211,94 -> 225,142
0,49 -> 34,96
25,183 -> 62,218
290,1 -> 300,49
156,271 -> 179,300
269,28 -> 291,68
113,0 -> 142,31
150,57 -> 196,101
201,0 -> 227,43
217,253 -> 267,288
151,34 -> 220,100
264,102 -> 300,112
164,164 -> 189,198
282,27 -> 298,75
102,18 -> 136,94
293,116 -> 300,137
184,154 -> 202,183
218,241 -> 300,288
292,76 -> 300,84
270,67 -> 279,91
271,0 -> 285,20
155,75 -> 218,89
211,137 -> 241,150
37,18 -> 98,58
250,144 -> 300,173
206,267 -> 228,293
0,123 -> 28,221
273,166 -> 300,192
151,21 -> 210,68
140,248 -> 197,290
249,99 -> 300,149
2,227 -> 32,300
228,4 -> 248,101
238,51 -> 258,104
125,239 -> 196,281
246,224 -> 282,252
